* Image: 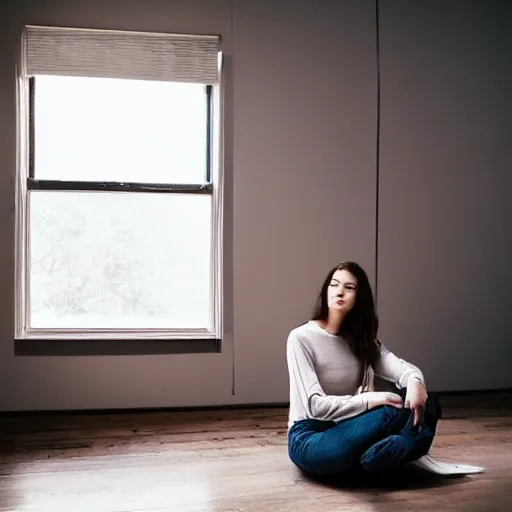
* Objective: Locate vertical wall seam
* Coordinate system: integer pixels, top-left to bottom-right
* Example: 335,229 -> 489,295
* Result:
230,0 -> 236,396
375,0 -> 381,306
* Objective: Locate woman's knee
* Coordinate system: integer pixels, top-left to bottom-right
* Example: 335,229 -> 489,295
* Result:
289,436 -> 355,475
297,448 -> 354,475
426,395 -> 442,419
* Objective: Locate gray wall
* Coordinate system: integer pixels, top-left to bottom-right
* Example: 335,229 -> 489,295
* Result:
0,0 -> 378,410
232,0 -> 378,402
0,0 -> 510,411
377,0 -> 512,391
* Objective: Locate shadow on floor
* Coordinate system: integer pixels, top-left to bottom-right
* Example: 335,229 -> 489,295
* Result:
303,466 -> 512,512
302,464 -> 467,491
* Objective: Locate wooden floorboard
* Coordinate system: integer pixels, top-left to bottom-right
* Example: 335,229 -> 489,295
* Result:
0,392 -> 511,512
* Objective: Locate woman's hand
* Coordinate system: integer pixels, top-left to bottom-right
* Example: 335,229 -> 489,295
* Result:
405,379 -> 428,426
364,391 -> 404,410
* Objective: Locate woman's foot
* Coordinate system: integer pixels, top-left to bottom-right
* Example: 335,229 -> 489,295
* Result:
408,454 -> 485,475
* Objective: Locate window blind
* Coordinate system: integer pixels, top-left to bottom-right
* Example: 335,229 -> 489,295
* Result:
24,25 -> 221,84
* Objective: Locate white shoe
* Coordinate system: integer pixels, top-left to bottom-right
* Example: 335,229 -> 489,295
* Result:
409,454 -> 485,476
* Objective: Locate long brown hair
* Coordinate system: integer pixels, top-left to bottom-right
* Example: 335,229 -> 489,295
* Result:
312,261 -> 381,381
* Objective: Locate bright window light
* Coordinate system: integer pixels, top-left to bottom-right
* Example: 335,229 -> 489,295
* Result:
29,191 -> 212,330
22,76 -> 217,335
34,76 -> 208,184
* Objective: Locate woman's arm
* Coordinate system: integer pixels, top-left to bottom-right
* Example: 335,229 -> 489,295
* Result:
374,342 -> 428,425
374,342 -> 426,390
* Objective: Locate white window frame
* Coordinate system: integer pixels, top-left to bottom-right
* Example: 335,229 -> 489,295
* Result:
14,26 -> 224,343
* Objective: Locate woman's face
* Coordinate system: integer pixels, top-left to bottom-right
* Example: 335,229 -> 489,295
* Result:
327,269 -> 358,313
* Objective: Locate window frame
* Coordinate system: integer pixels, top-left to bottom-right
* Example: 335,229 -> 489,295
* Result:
14,28 -> 225,351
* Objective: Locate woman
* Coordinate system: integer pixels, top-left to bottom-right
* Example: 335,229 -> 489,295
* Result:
286,261 -> 441,476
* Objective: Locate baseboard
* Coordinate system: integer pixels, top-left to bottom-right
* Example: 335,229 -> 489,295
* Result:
429,387 -> 512,397
1,388 -> 511,416
0,401 -> 290,416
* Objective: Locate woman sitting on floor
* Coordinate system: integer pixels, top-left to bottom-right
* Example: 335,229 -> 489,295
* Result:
286,261 -> 441,476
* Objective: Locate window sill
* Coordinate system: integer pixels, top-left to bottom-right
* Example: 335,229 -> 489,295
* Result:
14,338 -> 221,356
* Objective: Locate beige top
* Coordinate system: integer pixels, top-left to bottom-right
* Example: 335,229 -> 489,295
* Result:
286,321 -> 425,428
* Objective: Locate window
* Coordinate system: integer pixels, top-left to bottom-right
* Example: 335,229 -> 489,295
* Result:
15,26 -> 223,344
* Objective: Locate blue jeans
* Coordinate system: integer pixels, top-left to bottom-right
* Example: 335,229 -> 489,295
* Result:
288,395 -> 441,476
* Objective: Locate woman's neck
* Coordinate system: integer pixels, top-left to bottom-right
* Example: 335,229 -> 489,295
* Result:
318,312 -> 346,335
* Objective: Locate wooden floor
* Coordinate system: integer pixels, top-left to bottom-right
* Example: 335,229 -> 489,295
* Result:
1,392 -> 511,512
